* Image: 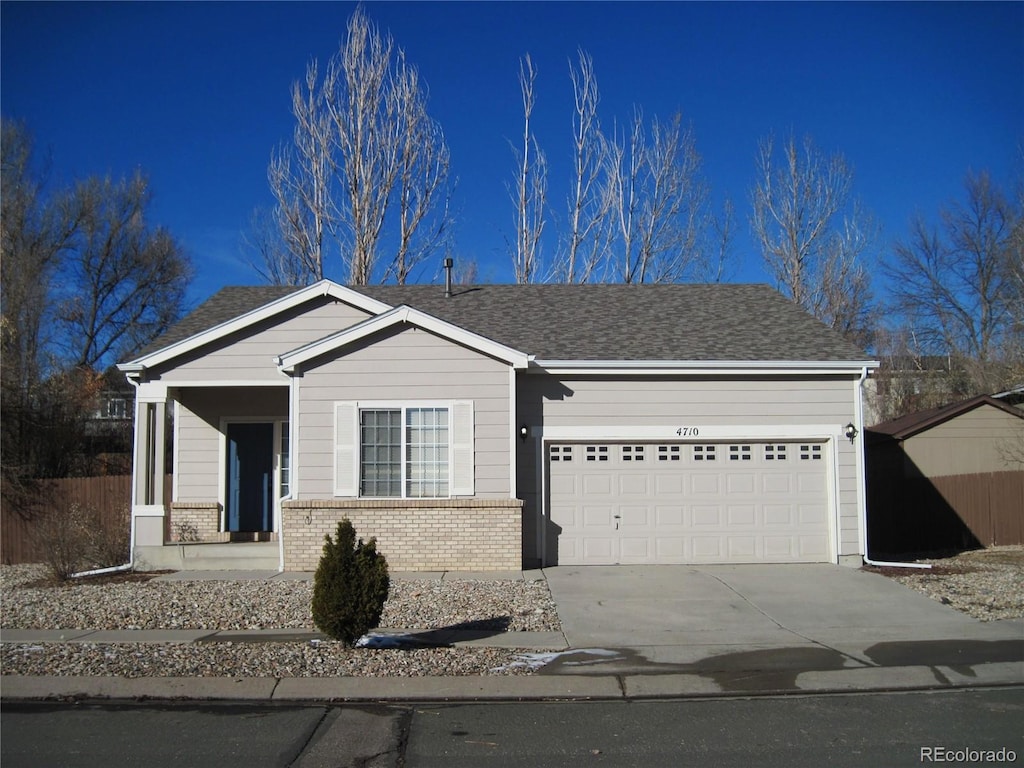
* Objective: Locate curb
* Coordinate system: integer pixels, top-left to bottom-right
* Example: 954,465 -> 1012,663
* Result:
2,663 -> 1021,704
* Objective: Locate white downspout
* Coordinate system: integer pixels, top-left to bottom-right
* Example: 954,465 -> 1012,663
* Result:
74,376 -> 141,579
856,365 -> 931,570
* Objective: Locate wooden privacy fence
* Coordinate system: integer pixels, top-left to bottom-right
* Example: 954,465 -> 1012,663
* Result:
1,475 -> 171,565
929,472 -> 1024,546
868,470 -> 1024,555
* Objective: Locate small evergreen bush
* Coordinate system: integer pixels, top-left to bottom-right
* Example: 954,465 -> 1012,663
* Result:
311,519 -> 390,645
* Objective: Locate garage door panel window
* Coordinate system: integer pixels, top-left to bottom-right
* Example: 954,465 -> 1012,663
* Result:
729,445 -> 752,461
550,445 -> 573,462
622,445 -> 645,461
693,445 -> 717,461
800,445 -> 822,461
658,445 -> 681,461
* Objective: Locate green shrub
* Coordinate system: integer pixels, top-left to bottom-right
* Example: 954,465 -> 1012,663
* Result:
311,519 -> 390,645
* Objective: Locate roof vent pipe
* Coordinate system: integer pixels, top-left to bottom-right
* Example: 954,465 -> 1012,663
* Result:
443,257 -> 453,298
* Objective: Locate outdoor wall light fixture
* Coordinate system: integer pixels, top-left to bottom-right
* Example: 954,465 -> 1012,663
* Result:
844,422 -> 859,441
519,424 -> 529,441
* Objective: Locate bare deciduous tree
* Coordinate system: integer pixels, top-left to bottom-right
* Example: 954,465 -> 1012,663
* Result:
603,111 -> 709,283
260,7 -> 451,286
267,60 -> 335,283
386,51 -> 453,284
1,120 -> 191,508
1,120 -> 80,392
751,133 -> 875,343
887,170 -> 1021,394
509,54 -> 547,284
59,173 -> 191,367
559,49 -> 611,283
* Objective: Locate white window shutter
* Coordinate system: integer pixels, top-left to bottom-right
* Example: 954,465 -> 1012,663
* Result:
450,400 -> 474,496
334,402 -> 357,497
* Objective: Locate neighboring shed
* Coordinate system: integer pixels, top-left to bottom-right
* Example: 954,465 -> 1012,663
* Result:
866,395 -> 1024,555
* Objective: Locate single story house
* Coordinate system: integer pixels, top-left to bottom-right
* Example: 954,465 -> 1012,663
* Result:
866,395 -> 1024,554
118,280 -> 878,571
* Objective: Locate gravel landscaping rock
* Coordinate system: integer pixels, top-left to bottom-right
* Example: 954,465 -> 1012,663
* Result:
864,545 -> 1024,621
0,565 -> 560,677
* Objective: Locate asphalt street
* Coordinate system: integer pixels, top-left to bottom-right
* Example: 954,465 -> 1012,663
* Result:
3,688 -> 1022,768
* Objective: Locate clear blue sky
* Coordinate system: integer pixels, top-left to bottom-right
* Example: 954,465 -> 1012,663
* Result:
2,1 -> 1021,308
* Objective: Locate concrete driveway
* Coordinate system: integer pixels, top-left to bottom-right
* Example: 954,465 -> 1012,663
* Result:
541,564 -> 1024,677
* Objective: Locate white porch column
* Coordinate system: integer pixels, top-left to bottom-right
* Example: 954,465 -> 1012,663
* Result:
132,383 -> 169,548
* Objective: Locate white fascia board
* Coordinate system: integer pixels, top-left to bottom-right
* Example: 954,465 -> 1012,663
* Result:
277,304 -> 530,372
529,359 -> 880,376
123,280 -> 392,371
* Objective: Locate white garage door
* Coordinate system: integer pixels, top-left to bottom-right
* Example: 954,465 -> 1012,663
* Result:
548,441 -> 830,565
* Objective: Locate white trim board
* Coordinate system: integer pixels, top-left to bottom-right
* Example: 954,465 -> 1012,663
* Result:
535,424 -> 849,441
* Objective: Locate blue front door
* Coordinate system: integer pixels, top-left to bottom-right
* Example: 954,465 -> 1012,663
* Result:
226,423 -> 274,532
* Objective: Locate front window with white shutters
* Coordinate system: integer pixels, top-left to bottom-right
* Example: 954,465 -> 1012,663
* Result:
336,401 -> 472,499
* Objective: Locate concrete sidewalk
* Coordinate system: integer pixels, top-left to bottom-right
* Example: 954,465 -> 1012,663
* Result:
2,564 -> 1022,703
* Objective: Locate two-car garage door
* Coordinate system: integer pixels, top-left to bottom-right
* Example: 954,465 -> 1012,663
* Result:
548,441 -> 831,565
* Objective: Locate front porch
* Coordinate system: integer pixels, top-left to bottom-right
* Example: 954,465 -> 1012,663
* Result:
130,384 -> 290,569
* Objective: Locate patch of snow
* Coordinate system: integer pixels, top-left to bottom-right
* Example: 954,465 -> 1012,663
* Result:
355,632 -> 418,649
491,648 -> 625,673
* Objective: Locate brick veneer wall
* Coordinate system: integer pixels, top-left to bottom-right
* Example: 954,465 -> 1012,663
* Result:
281,499 -> 523,571
169,502 -> 229,543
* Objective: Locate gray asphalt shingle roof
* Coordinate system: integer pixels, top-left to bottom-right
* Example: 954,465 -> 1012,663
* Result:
136,282 -> 871,363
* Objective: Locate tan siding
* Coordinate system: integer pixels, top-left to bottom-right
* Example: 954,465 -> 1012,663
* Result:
174,388 -> 288,502
903,406 -> 1024,477
295,326 -> 512,500
518,376 -> 853,424
153,298 -> 372,383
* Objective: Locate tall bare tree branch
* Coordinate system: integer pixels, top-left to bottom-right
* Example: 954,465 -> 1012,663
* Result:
258,7 -> 451,286
751,133 -> 874,343
559,49 -> 610,283
509,54 -> 547,284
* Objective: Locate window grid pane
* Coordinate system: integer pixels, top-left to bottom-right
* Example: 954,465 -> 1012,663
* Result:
360,409 -> 401,497
406,407 -> 449,498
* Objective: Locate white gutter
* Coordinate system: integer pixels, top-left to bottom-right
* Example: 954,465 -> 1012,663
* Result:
529,359 -> 881,375
855,365 -> 931,570
532,358 -> 880,369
